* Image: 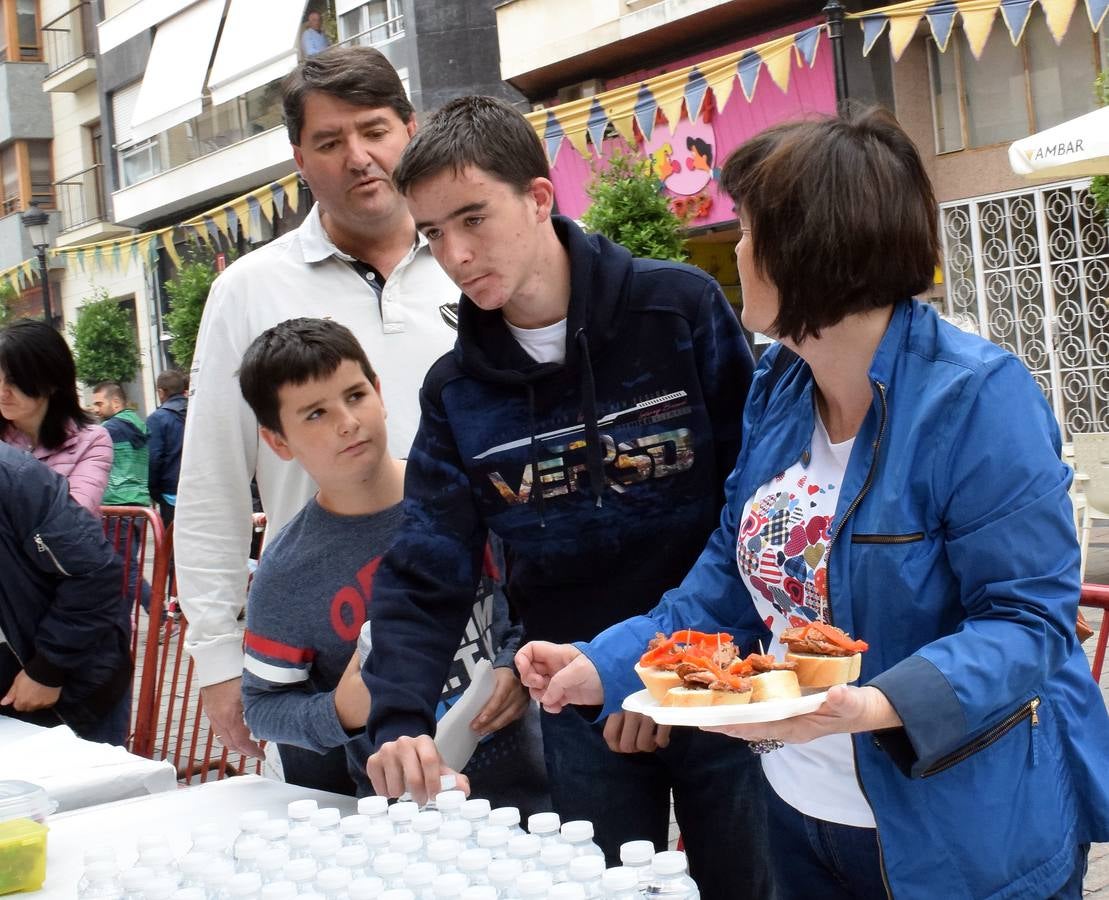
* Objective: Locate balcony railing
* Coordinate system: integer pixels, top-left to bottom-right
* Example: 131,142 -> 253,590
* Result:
337,14 -> 405,49
42,2 -> 96,76
55,164 -> 106,232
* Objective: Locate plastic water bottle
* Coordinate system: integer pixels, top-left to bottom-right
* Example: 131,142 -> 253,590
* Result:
236,836 -> 269,874
235,811 -> 270,855
526,814 -> 561,848
358,795 -> 390,821
379,890 -> 417,900
140,846 -> 180,886
364,820 -> 395,861
341,815 -> 373,846
538,843 -> 573,884
488,808 -> 525,839
203,858 -> 237,897
391,831 -> 425,863
559,823 -> 603,860
549,884 -> 586,900
435,791 -> 467,822
403,861 -> 438,898
431,873 -> 470,899
348,876 -> 387,899
78,861 -> 122,899
460,800 -> 491,833
311,834 -> 343,869
388,801 -> 420,834
337,843 -> 372,878
257,847 -> 291,885
316,867 -> 353,899
177,853 -> 211,889
284,858 -> 319,893
644,851 -> 699,899
289,799 -> 320,846
516,870 -> 555,898
486,858 -> 524,896
414,810 -> 444,841
426,838 -> 463,875
288,826 -> 318,860
191,829 -> 230,860
261,818 -> 291,851
617,841 -> 652,892
226,871 -> 264,898
475,826 -> 510,860
171,887 -> 207,900
372,851 -> 408,889
567,857 -> 604,898
139,876 -> 177,900
137,834 -> 172,857
507,834 -> 542,872
600,868 -> 640,900
460,888 -> 498,900
312,809 -> 343,835
456,847 -> 492,885
261,882 -> 299,900
439,819 -> 474,850
120,865 -> 154,900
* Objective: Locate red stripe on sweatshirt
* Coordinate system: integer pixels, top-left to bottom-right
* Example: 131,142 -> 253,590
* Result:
243,630 -> 316,665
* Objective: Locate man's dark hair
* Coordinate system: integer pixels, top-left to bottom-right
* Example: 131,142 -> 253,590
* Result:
0,318 -> 94,449
392,95 -> 549,196
156,369 -> 187,396
238,318 -> 377,435
720,105 -> 939,344
93,381 -> 126,405
283,45 -> 414,145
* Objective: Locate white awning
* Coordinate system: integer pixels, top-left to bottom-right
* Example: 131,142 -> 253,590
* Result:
207,0 -> 308,109
128,0 -> 226,144
1009,107 -> 1109,180
97,0 -> 201,54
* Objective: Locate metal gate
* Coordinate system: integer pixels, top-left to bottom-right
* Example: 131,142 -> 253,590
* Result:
941,180 -> 1109,441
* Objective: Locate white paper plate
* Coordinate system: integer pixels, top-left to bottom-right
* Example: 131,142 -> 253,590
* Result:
621,688 -> 829,727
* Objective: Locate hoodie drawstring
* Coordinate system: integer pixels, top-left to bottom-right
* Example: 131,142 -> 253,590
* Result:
576,328 -> 606,509
524,382 -> 546,528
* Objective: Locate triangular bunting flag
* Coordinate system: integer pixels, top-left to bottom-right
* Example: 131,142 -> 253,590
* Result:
737,51 -> 762,101
658,90 -> 686,133
633,85 -> 658,142
762,42 -> 794,94
285,176 -> 300,214
1000,0 -> 1035,44
926,2 -> 958,51
128,239 -> 140,274
224,207 -> 240,241
111,241 -> 123,271
204,218 -> 221,245
957,4 -> 997,59
161,233 -> 182,271
1089,0 -> 1109,30
888,13 -> 925,61
794,25 -> 822,67
711,75 -> 736,115
1041,0 -> 1078,43
684,67 -> 710,123
247,196 -> 264,241
861,15 -> 890,55
586,99 -> 609,152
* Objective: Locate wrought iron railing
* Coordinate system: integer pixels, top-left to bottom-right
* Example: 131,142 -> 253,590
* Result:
55,163 -> 106,232
42,1 -> 96,75
337,13 -> 406,48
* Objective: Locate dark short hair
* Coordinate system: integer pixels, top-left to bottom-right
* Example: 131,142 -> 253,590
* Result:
283,45 -> 414,145
238,318 -> 377,435
156,370 -> 187,395
93,381 -> 126,404
0,319 -> 94,450
392,95 -> 549,195
720,106 -> 939,344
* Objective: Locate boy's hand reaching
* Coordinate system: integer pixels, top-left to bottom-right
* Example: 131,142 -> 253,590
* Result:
334,650 -> 371,731
366,735 -> 470,806
1,670 -> 61,712
470,666 -> 529,737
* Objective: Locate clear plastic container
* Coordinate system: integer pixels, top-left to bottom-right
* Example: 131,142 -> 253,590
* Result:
438,819 -> 473,849
567,856 -> 604,898
227,870 -> 264,898
76,861 -> 122,898
316,866 -> 353,899
336,843 -> 371,878
284,857 -> 319,891
455,847 -> 491,884
549,883 -> 587,900
526,813 -> 561,847
431,872 -> 469,898
434,791 -> 466,822
426,838 -> 463,874
388,801 -> 420,834
389,831 -> 424,863
372,851 -> 408,889
358,796 -> 389,820
0,781 -> 55,824
538,843 -> 573,884
617,840 -> 653,891
121,865 -> 155,900
517,869 -> 555,898
413,810 -> 444,839
311,808 -> 342,834
474,825 -> 510,859
0,818 -> 48,894
341,814 -> 373,845
348,875 -> 387,899
363,820 -> 395,858
261,881 -> 298,900
507,833 -> 542,871
488,807 -> 524,838
459,800 -> 490,832
177,851 -> 213,888
600,867 -> 640,900
646,851 -> 699,900
486,857 -> 524,894
402,861 -> 437,896
311,833 -> 343,868
559,823 -> 603,859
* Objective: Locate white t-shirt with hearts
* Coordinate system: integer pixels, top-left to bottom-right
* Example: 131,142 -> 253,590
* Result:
736,411 -> 876,828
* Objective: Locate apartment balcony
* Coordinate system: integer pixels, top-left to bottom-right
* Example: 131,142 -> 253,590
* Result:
53,164 -> 133,246
495,0 -> 813,96
42,2 -> 98,93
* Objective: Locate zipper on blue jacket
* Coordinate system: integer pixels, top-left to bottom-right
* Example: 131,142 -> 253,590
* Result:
921,696 -> 1041,777
34,534 -> 72,577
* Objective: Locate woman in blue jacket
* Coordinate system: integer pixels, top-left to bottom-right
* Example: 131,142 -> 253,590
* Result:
518,107 -> 1109,899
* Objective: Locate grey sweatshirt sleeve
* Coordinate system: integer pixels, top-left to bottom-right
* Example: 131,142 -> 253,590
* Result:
240,667 -> 352,753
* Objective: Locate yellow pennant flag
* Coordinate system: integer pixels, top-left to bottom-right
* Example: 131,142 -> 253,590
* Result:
285,175 -> 300,215
957,3 -> 998,59
761,41 -> 795,94
161,231 -> 183,271
1041,0 -> 1078,42
888,12 -> 924,61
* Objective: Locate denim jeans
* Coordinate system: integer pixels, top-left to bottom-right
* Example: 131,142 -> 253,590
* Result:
540,708 -> 773,900
78,689 -> 131,747
766,779 -> 1089,899
115,516 -> 153,614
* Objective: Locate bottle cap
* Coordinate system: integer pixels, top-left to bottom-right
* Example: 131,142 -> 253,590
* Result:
413,809 -> 443,834
439,773 -> 458,791
486,857 -> 524,886
316,867 -> 353,891
336,843 -> 370,867
539,842 -> 573,867
357,795 -> 389,817
459,798 -> 491,822
403,861 -> 437,888
549,883 -> 587,899
348,877 -> 387,900
238,809 -> 269,831
560,820 -> 594,843
434,790 -> 466,813
460,889 -> 498,900
431,872 -> 470,898
456,847 -> 492,873
527,811 -> 560,835
488,806 -> 521,829
287,799 -> 319,821
388,801 -> 419,824
259,847 -> 290,873
426,838 -> 462,863
288,829 -> 315,850
372,851 -> 407,877
171,888 -> 206,900
261,882 -> 299,900
438,820 -> 472,843
517,870 -> 555,897
363,820 -> 394,847
507,833 -> 541,858
619,839 -> 654,866
651,850 -> 690,876
340,814 -> 371,836
568,855 -> 604,881
260,819 -> 289,841
602,867 -> 639,891
310,807 -> 341,830
389,831 -> 423,856
140,845 -> 173,866
285,858 -> 319,883
136,834 -> 170,852
310,833 -> 342,859
141,877 -> 176,900
178,852 -> 211,875
475,825 -> 510,849
227,872 -> 264,897
234,835 -> 267,860
120,866 -> 154,890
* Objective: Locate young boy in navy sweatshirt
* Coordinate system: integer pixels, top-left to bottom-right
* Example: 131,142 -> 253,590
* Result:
362,96 -> 767,898
236,317 -> 547,806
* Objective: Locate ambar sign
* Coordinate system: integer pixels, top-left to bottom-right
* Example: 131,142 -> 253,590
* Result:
1027,139 -> 1086,162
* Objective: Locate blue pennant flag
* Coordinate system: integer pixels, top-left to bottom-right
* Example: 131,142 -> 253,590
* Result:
543,111 -> 565,165
861,15 -> 889,55
1087,0 -> 1108,29
1000,0 -> 1034,43
926,1 -> 957,51
586,99 -> 608,151
246,195 -> 264,236
794,26 -> 821,67
225,206 -> 239,239
737,51 -> 762,101
633,85 -> 658,141
684,67 -> 709,122
273,182 -> 287,218
204,218 -> 220,245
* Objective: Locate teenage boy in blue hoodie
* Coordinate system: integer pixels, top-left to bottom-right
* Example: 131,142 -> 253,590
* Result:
363,96 -> 765,898
237,317 -> 547,808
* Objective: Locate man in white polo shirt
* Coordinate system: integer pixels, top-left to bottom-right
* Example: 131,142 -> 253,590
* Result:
174,46 -> 457,774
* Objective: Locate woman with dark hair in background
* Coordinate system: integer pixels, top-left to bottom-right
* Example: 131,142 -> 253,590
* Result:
0,319 -> 112,512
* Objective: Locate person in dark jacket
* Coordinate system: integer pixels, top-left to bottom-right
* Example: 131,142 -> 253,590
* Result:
362,96 -> 765,899
0,441 -> 131,744
147,370 -> 188,527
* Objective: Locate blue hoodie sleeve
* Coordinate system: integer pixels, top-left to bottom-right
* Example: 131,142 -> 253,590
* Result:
364,383 -> 488,747
146,409 -> 167,500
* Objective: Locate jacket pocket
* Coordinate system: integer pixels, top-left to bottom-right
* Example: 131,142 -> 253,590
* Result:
851,532 -> 925,545
33,533 -> 72,576
922,696 -> 1040,777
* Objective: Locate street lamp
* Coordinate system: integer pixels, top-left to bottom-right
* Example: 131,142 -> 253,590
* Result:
20,201 -> 52,323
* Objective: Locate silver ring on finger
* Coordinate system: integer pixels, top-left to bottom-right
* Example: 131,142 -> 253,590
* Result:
748,738 -> 785,754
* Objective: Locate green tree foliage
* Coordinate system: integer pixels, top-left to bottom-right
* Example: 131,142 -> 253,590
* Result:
163,255 -> 219,370
69,289 -> 140,386
581,151 -> 688,262
0,282 -> 15,327
1091,73 -> 1109,224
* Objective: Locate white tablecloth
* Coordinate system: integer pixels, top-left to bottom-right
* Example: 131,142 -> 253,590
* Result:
33,775 -> 357,897
0,719 -> 177,813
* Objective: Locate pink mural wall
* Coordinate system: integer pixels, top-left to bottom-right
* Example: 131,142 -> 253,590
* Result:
549,19 -> 837,226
